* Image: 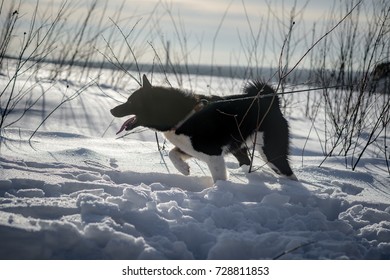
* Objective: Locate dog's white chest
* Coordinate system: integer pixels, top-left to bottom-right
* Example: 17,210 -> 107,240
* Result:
163,131 -> 217,162
163,131 -> 194,154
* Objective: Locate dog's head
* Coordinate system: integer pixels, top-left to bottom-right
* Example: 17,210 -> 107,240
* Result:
110,75 -> 154,117
110,75 -> 153,134
111,74 -> 198,134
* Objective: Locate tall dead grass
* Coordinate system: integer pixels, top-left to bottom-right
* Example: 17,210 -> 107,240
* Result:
0,0 -> 388,173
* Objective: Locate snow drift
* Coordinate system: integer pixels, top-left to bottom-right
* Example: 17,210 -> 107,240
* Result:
0,68 -> 389,259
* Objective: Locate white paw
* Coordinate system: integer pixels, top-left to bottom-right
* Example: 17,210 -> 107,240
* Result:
169,148 -> 191,176
173,161 -> 190,176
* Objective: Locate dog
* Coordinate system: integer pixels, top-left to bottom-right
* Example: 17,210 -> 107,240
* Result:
111,75 -> 296,182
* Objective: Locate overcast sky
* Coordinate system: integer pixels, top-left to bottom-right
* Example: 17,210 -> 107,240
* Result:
4,0 -> 373,68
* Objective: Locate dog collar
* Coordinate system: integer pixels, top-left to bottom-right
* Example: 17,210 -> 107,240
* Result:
173,100 -> 207,130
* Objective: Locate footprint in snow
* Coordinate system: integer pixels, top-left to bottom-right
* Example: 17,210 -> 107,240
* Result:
331,180 -> 364,195
110,158 -> 119,168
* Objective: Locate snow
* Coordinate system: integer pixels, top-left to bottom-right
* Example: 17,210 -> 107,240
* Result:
0,64 -> 389,260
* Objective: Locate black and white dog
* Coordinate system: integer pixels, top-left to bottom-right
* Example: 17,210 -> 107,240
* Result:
111,75 -> 296,182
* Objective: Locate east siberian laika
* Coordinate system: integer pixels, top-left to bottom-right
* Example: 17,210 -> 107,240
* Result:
111,75 -> 297,182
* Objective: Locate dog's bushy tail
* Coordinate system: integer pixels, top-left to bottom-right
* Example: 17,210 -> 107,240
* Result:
244,80 -> 296,179
244,80 -> 276,96
244,80 -> 281,109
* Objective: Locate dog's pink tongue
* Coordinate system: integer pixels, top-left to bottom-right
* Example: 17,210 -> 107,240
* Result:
116,115 -> 136,135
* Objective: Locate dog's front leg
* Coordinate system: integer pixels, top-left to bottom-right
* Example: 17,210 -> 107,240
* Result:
205,155 -> 228,182
169,147 -> 192,175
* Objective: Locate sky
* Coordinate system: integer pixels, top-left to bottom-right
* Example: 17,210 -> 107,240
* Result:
2,0 -> 376,68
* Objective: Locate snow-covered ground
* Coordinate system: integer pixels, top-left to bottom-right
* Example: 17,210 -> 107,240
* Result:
0,65 -> 389,259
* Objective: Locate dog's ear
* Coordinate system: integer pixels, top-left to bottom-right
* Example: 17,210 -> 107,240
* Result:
142,74 -> 152,88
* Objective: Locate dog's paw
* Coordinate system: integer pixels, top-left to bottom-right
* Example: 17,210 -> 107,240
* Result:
168,148 -> 191,176
173,161 -> 190,176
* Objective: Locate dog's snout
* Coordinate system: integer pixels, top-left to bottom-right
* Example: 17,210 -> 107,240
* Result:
110,104 -> 130,118
110,106 -> 121,117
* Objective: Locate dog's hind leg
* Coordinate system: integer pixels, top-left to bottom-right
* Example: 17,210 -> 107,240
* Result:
169,147 -> 192,176
231,147 -> 251,166
205,155 -> 228,182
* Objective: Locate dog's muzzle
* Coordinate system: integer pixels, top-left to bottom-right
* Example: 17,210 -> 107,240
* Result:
116,115 -> 137,135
